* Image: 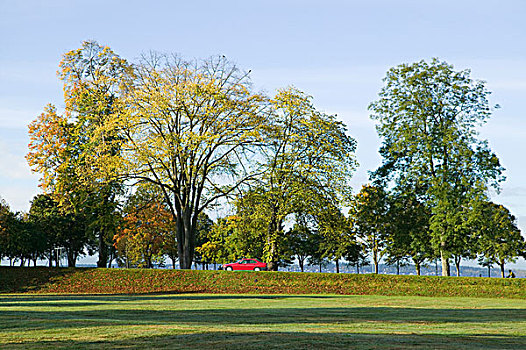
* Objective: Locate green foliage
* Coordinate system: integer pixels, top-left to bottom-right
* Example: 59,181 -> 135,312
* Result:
384,187 -> 432,275
238,87 -> 357,270
197,214 -> 265,265
288,215 -> 323,272
349,185 -> 389,274
369,58 -> 505,276
470,201 -> 525,277
29,194 -> 89,267
0,197 -> 48,266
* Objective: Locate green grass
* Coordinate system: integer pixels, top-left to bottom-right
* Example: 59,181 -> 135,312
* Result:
1,294 -> 525,349
1,267 -> 526,298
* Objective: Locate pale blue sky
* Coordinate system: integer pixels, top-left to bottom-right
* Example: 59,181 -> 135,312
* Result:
1,0 -> 525,268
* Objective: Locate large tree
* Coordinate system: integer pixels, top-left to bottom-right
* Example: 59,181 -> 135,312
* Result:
27,41 -> 127,267
369,59 -> 504,276
245,87 -> 357,270
111,54 -> 267,269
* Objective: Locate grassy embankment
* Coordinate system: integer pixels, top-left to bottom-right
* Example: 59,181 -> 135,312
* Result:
1,267 -> 525,298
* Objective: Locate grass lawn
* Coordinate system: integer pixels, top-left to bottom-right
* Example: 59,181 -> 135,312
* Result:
0,294 -> 525,349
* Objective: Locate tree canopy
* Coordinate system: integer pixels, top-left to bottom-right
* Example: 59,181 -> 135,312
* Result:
369,58 -> 505,276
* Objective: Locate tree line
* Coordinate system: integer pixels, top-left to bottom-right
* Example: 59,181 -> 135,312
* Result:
0,41 -> 524,277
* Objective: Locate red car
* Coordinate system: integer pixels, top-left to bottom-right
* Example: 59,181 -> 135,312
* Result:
222,258 -> 267,271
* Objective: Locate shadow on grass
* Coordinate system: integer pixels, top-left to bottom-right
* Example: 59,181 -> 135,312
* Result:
1,305 -> 525,327
2,294 -> 526,349
1,331 -> 526,349
0,294 -> 333,305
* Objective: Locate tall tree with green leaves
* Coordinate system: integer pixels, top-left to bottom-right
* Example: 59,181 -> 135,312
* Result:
247,87 -> 357,270
369,59 -> 504,276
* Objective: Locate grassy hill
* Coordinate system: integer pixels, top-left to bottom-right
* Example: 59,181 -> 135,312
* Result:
1,267 -> 525,298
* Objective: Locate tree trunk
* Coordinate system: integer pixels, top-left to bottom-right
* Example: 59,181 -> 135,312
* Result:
67,250 -> 76,267
396,260 -> 400,275
455,256 -> 461,277
500,262 -> 505,278
298,258 -> 304,272
487,265 -> 491,278
97,231 -> 108,268
319,263 -> 322,273
440,250 -> 450,276
176,209 -> 195,270
335,259 -> 339,273
266,207 -> 280,271
373,252 -> 379,274
356,264 -> 360,274
416,262 -> 421,276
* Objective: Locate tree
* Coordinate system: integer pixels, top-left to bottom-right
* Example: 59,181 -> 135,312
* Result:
448,203 -> 478,277
8,213 -> 46,267
114,187 -> 175,268
369,59 -> 505,276
27,41 -> 127,267
196,217 -> 234,266
196,214 -> 266,266
349,185 -> 390,274
192,212 -> 214,269
29,193 -> 89,267
110,54 -> 267,269
0,197 -> 11,262
0,197 -> 51,267
385,187 -> 433,275
344,242 -> 369,274
288,214 -> 321,273
29,194 -> 58,267
318,205 -> 354,273
471,202 -> 524,278
244,87 -> 357,270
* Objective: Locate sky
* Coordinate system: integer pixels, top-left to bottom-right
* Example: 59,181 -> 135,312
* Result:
1,0 -> 525,268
